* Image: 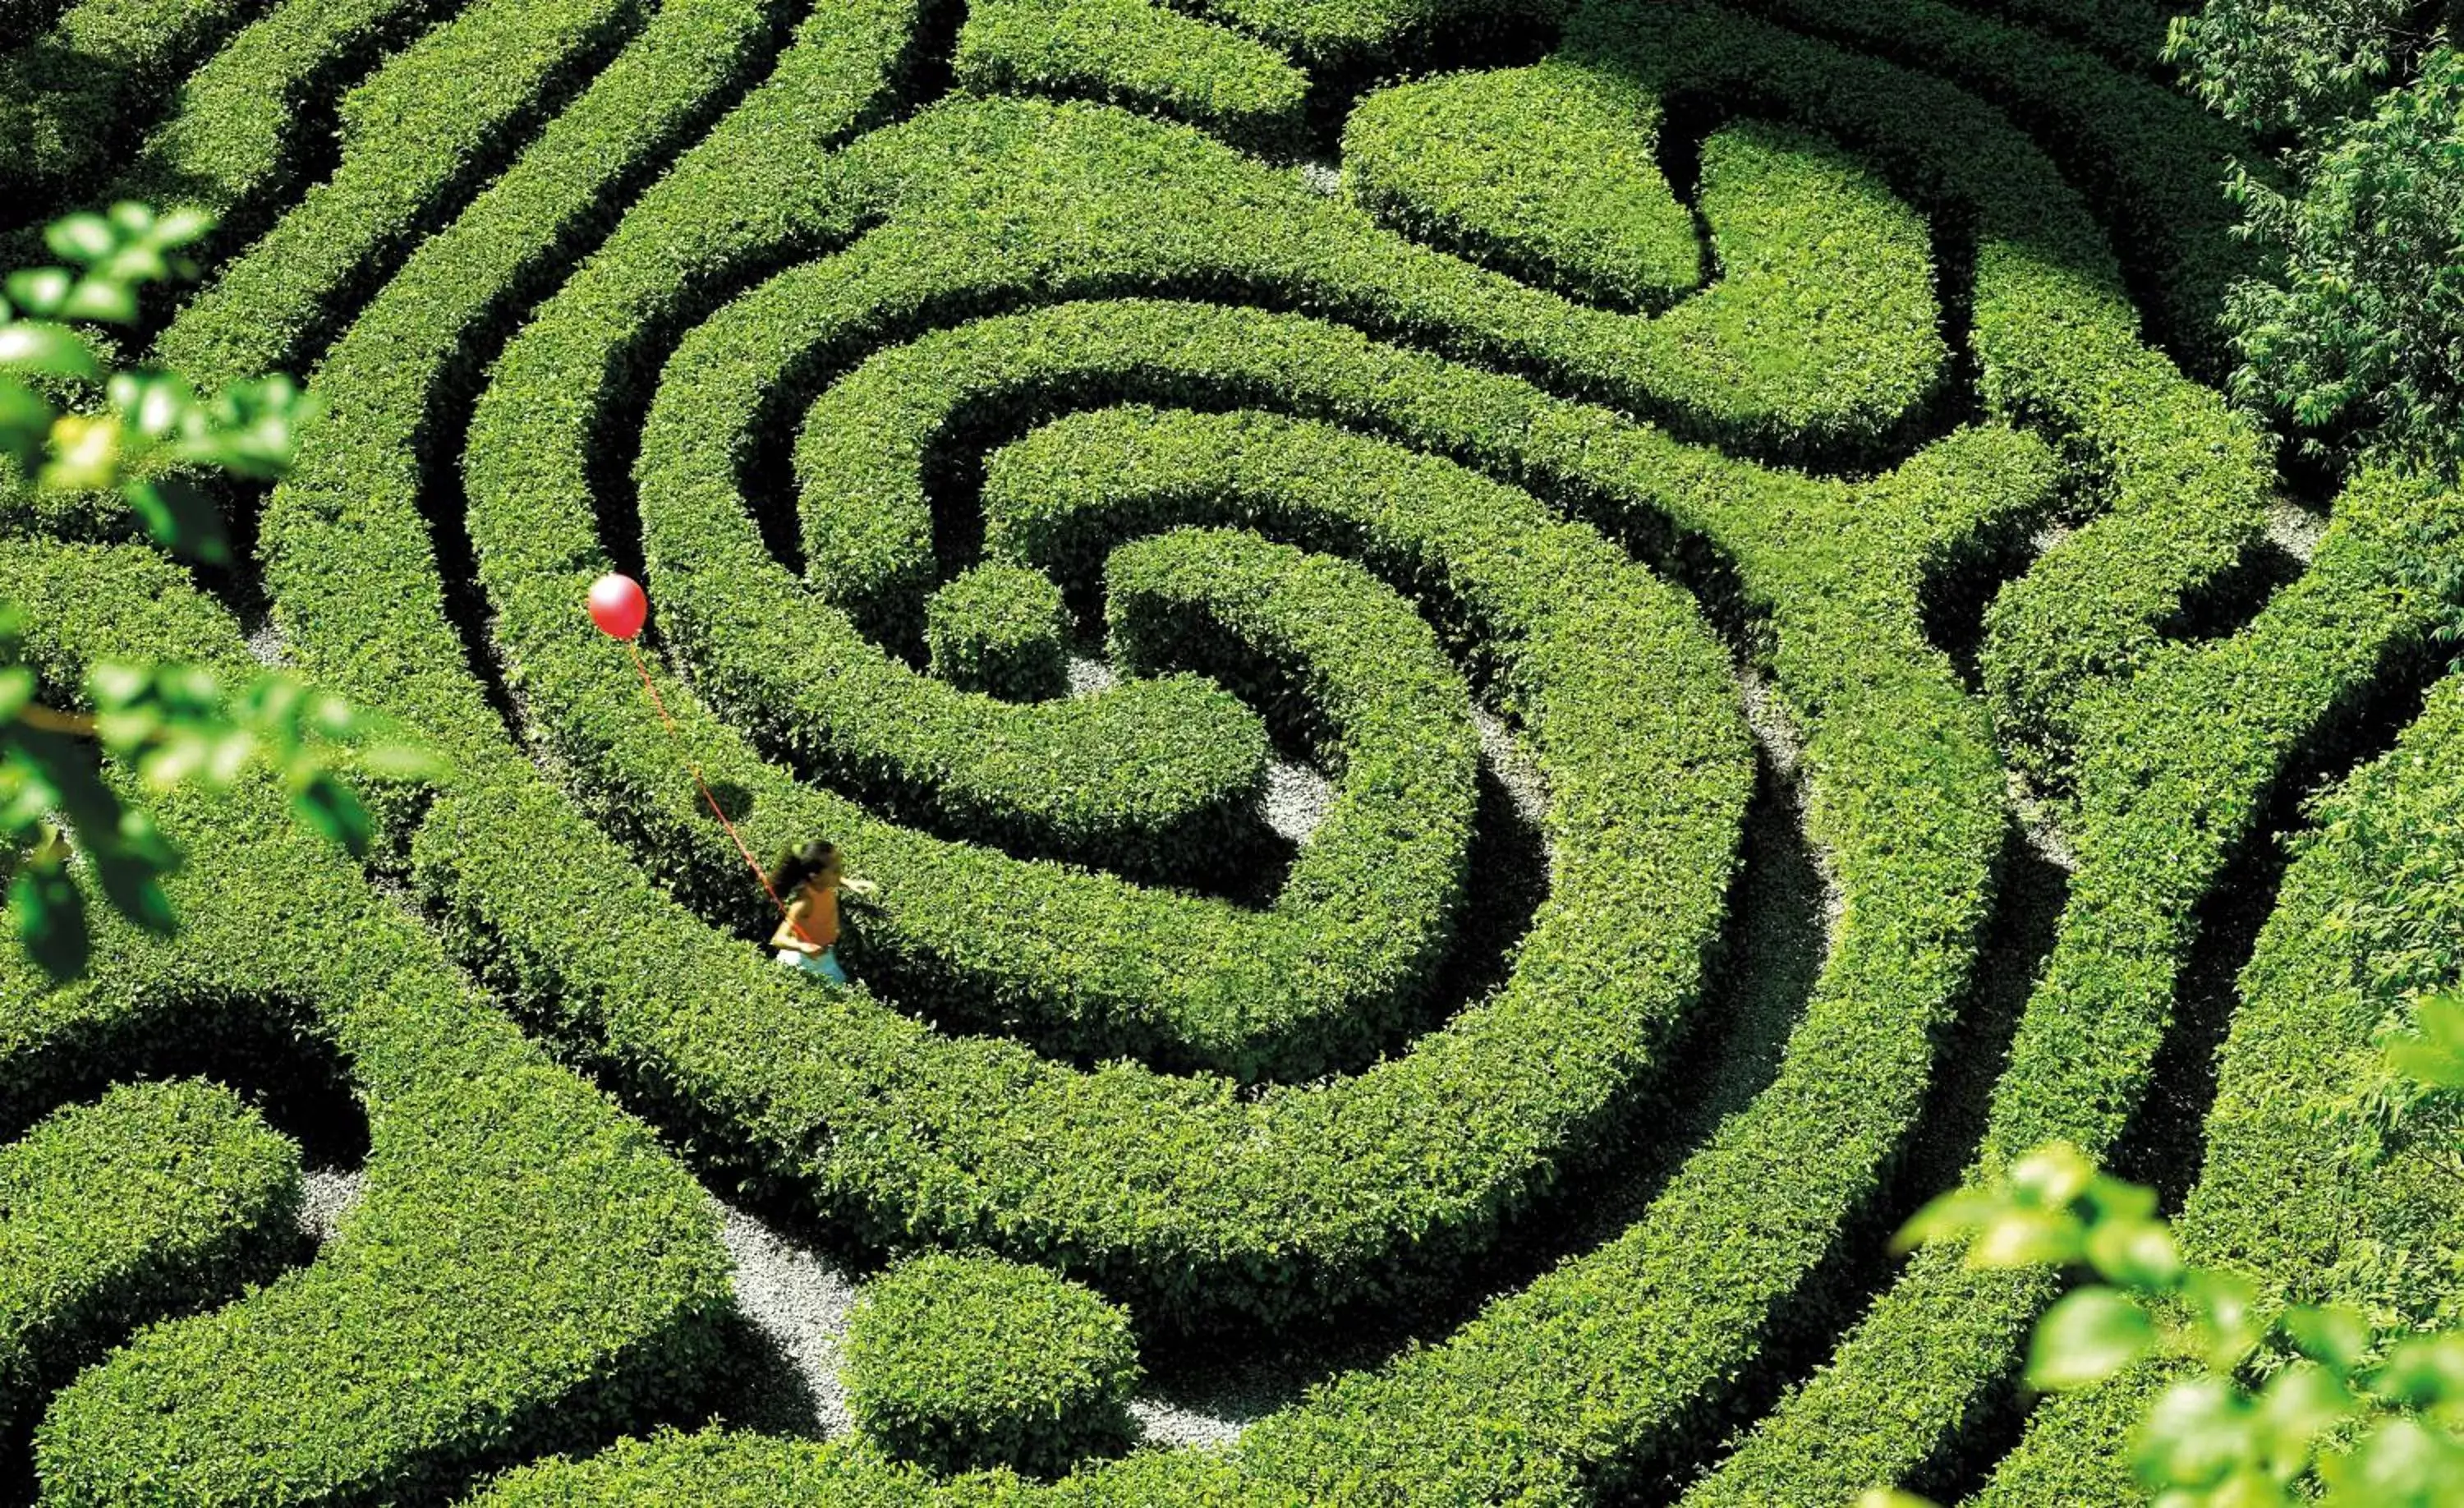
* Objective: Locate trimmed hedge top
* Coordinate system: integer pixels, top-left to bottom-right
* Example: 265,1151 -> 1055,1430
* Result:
844,1252 -> 1142,1478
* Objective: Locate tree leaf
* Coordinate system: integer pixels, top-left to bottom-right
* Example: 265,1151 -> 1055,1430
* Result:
39,413 -> 122,491
2028,1288 -> 2156,1391
355,741 -> 447,780
2371,1334 -> 2464,1408
122,476 -> 231,564
2316,1418 -> 2464,1507
88,844 -> 177,937
11,862 -> 87,983
44,212 -> 116,264
2008,1142 -> 2097,1208
3,268 -> 72,317
0,378 -> 52,471
1970,1208 -> 2085,1270
149,205 -> 214,248
2252,1363 -> 2356,1480
2185,1269 -> 2265,1369
0,322 -> 103,381
58,277 -> 137,325
2085,1217 -> 2186,1291
291,773 -> 372,857
1892,1187 -> 2004,1252
2135,1376 -> 2253,1490
2281,1304 -> 2373,1377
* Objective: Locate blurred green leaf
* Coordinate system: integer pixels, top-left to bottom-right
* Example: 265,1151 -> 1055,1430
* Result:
42,213 -> 115,264
39,414 -> 121,491
11,860 -> 86,983
2136,1376 -> 2254,1490
4,268 -> 72,317
1971,1207 -> 2086,1270
2282,1305 -> 2374,1377
355,741 -> 447,780
0,378 -> 50,471
109,370 -> 199,440
2030,1288 -> 2156,1391
2373,1335 -> 2464,1409
2316,1418 -> 2464,1506
58,278 -> 137,324
122,476 -> 232,564
2386,993 -> 2464,1087
88,844 -> 175,938
2009,1142 -> 2097,1208
290,772 -> 372,857
0,323 -> 103,381
149,205 -> 213,247
2254,1363 -> 2359,1479
2185,1269 -> 2266,1369
2086,1216 -> 2186,1291
1894,1186 -> 2005,1253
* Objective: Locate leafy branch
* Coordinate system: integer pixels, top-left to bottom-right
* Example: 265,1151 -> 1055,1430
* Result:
0,203 -> 436,982
1862,997 -> 2464,1508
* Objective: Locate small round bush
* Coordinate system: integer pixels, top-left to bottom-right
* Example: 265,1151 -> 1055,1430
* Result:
843,1252 -> 1141,1478
925,564 -> 1069,701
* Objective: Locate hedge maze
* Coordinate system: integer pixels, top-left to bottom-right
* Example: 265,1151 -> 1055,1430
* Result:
2,0 -> 2459,1501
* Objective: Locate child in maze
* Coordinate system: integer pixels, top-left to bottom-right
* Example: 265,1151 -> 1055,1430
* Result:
767,839 -> 875,986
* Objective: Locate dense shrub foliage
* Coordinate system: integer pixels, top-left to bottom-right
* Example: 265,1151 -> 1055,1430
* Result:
2,0 -> 2459,1501
844,1253 -> 1142,1478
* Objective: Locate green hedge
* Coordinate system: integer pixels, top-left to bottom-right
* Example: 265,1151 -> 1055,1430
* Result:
404,67 -> 2029,1456
151,0 -> 651,387
0,0 -> 266,223
609,91 -> 1927,924
1708,0 -> 2259,379
0,537 -> 732,1507
91,2 -> 2339,1497
474,1431 -> 1007,1506
1971,600 -> 2464,1508
447,444 -> 2453,1508
637,283 -> 1275,883
1942,0 -> 2167,71
1188,0 -> 1561,75
248,0 -> 922,807
0,1078 -> 300,1442
925,563 -> 1069,702
246,0 -> 1715,1337
1569,0 -> 2273,794
1101,525 -> 1478,1048
485,286 -> 2045,1492
954,0 -> 1308,154
1339,64 -> 1703,312
845,1253 -> 1141,1479
462,309 -> 1749,1315
87,0 -> 453,266
804,96 -> 1939,471
1681,470 -> 2462,1504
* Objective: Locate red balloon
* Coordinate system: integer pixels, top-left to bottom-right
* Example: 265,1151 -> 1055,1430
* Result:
588,572 -> 647,641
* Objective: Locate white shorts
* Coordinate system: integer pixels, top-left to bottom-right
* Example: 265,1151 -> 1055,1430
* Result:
775,946 -> 848,985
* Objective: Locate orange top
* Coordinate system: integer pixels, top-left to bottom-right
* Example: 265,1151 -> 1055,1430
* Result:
771,883 -> 839,951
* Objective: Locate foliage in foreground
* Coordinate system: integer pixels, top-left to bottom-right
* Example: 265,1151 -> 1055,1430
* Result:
0,204 -> 423,979
2171,0 -> 2464,479
1882,986 -> 2464,1508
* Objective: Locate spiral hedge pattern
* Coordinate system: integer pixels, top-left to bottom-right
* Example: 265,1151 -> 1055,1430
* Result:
2,0 -> 2461,1501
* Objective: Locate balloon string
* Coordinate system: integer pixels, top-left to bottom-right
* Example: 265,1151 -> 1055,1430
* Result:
627,641 -> 816,948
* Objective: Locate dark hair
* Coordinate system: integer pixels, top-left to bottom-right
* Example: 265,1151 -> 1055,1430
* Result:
767,839 -> 839,894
